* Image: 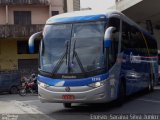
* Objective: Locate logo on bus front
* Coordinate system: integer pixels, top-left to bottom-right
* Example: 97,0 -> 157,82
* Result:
65,87 -> 71,92
62,75 -> 77,79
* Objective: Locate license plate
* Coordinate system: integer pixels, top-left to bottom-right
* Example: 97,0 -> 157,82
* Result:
62,95 -> 75,100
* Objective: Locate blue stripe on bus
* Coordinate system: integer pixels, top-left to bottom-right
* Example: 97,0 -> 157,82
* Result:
46,15 -> 106,24
104,40 -> 111,48
38,74 -> 109,87
29,45 -> 34,54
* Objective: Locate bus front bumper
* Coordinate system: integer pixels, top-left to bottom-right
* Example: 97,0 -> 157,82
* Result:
38,85 -> 114,103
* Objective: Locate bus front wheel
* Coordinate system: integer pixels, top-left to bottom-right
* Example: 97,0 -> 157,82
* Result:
63,103 -> 72,108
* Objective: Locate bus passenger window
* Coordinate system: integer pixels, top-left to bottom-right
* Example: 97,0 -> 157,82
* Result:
121,22 -> 132,51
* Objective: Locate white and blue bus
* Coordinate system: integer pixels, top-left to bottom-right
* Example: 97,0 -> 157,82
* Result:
29,10 -> 158,108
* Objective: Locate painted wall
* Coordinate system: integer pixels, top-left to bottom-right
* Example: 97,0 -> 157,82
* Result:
0,0 -> 80,25
0,39 -> 38,71
50,0 -> 64,14
67,0 -> 74,12
8,5 -> 49,24
0,0 -> 79,73
50,0 -> 63,6
0,1 -> 64,25
0,6 -> 6,24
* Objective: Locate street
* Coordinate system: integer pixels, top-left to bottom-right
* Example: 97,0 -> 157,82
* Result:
0,86 -> 160,120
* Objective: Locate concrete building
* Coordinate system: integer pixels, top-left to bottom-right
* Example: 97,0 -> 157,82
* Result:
115,0 -> 160,49
66,0 -> 80,12
0,0 -> 80,77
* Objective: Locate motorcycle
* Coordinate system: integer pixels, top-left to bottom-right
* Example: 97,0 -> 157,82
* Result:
19,74 -> 38,96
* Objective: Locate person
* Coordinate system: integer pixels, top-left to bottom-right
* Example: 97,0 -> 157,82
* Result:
30,73 -> 38,93
21,76 -> 29,84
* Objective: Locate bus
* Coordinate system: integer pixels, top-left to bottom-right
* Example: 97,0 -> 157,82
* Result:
28,10 -> 158,108
158,50 -> 160,82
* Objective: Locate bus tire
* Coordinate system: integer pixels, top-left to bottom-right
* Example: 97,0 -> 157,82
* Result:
116,81 -> 126,106
148,74 -> 154,92
63,103 -> 72,108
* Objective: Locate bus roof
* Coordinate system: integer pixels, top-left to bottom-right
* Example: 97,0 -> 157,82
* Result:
46,10 -> 118,24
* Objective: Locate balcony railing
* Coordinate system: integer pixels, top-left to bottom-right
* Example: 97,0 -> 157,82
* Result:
0,24 -> 44,38
0,0 -> 49,6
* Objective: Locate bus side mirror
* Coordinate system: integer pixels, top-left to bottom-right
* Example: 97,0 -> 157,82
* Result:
28,31 -> 42,53
104,27 -> 116,48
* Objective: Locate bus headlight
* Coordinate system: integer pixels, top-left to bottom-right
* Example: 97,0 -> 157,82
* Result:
88,80 -> 106,88
38,81 -> 50,89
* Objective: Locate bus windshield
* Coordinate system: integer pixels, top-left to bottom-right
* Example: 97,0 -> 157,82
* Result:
40,21 -> 106,75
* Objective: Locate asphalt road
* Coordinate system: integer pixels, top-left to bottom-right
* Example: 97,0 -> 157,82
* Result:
1,86 -> 160,120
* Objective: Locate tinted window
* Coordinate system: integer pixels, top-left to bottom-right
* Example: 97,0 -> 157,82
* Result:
108,18 -> 120,67
145,34 -> 157,56
131,27 -> 146,49
121,22 -> 147,55
121,22 -> 131,50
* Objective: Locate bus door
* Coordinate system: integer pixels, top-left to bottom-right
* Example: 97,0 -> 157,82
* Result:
107,17 -> 122,99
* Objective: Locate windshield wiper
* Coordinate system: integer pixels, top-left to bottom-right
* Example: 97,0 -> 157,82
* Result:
52,39 -> 86,74
52,40 -> 69,74
71,40 -> 76,64
70,40 -> 86,73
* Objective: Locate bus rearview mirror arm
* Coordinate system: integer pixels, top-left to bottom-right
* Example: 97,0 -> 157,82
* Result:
28,31 -> 42,54
104,27 -> 116,48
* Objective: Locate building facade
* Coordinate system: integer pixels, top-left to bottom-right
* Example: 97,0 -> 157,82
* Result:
0,0 -> 80,77
66,0 -> 80,12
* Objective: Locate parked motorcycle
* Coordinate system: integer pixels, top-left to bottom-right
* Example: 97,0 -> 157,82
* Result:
19,74 -> 38,96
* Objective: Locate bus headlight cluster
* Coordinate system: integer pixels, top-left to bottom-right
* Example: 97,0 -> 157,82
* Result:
38,81 -> 50,89
88,80 -> 106,88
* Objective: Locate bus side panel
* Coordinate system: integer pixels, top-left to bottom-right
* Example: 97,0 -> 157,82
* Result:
121,50 -> 151,96
108,54 -> 122,101
120,22 -> 153,96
